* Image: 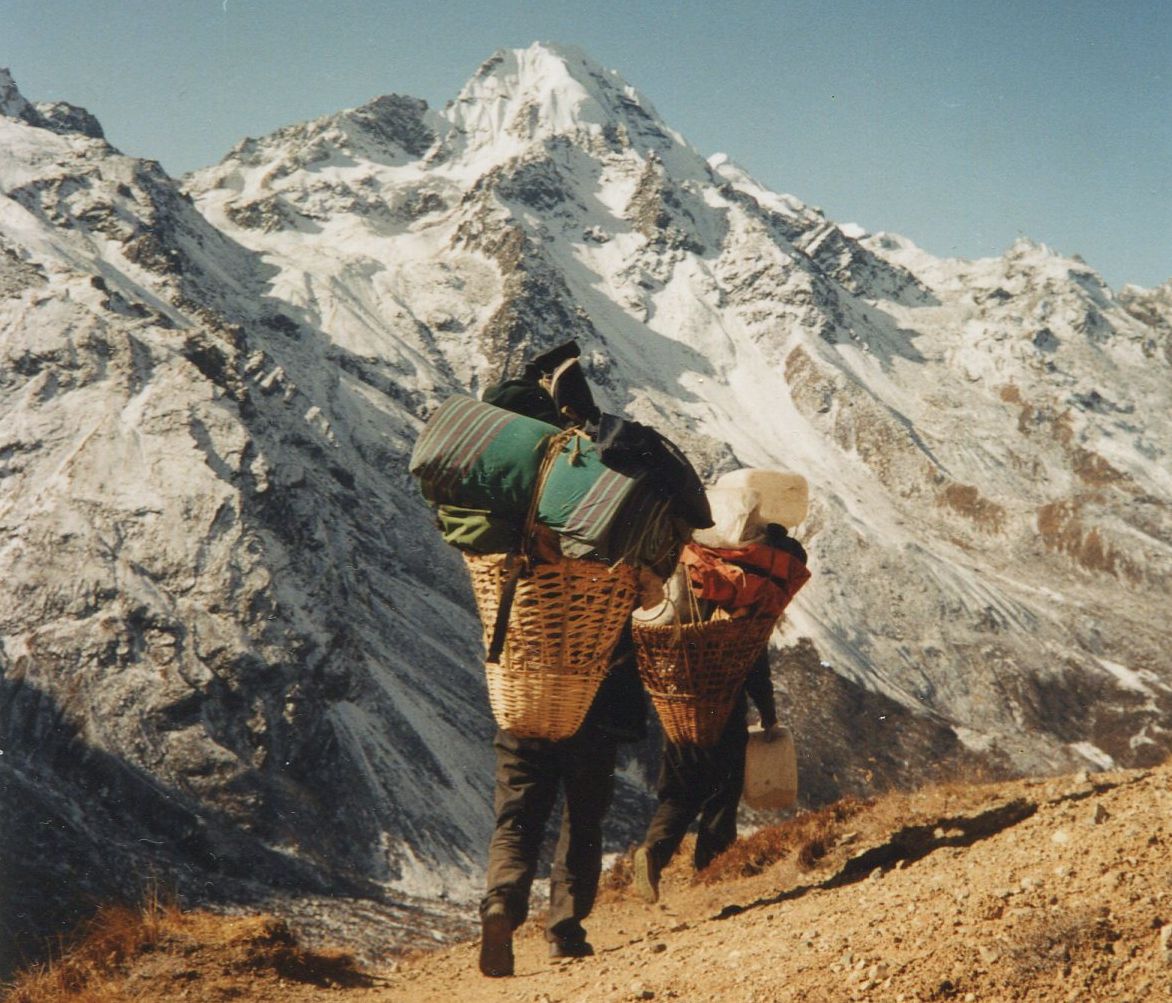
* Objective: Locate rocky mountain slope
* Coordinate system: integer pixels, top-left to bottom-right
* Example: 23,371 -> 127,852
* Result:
0,66 -> 486,971
2,42 -> 1171,972
184,41 -> 1172,787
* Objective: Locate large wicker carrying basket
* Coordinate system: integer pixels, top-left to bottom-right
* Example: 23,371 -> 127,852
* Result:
632,612 -> 778,747
465,553 -> 638,740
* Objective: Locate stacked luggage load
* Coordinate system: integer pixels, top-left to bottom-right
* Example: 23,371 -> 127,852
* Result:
411,393 -> 707,740
631,469 -> 811,747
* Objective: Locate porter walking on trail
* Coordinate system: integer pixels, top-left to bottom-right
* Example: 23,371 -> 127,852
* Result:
410,340 -> 712,976
633,524 -> 810,903
633,646 -> 777,902
476,343 -> 626,974
475,343 -> 708,975
479,626 -> 646,974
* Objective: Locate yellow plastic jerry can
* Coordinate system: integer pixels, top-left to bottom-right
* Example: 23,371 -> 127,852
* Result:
743,724 -> 798,810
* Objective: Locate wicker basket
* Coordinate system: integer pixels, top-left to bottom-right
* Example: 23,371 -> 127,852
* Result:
632,612 -> 778,746
464,553 -> 638,740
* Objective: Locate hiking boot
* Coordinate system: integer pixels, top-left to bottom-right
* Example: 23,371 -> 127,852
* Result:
549,937 -> 594,960
633,845 -> 659,904
478,903 -> 514,977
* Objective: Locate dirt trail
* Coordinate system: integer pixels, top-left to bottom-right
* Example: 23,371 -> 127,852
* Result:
381,765 -> 1171,1002
7,765 -> 1170,1003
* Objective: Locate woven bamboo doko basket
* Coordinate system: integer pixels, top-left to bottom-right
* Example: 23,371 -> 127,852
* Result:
464,552 -> 638,740
632,611 -> 778,747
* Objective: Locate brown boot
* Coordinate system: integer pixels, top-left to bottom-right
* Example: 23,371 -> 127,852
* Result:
478,902 -> 514,977
633,845 -> 659,904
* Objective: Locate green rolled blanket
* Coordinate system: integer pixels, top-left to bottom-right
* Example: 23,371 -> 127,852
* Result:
409,395 -> 559,520
411,396 -> 689,570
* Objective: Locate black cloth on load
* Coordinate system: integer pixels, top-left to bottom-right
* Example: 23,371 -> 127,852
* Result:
586,413 -> 713,530
523,340 -> 582,382
481,379 -> 563,427
547,358 -> 600,426
485,340 -> 600,428
763,523 -> 808,564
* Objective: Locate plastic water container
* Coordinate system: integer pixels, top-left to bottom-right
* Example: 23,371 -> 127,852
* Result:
692,469 -> 809,548
742,725 -> 798,810
715,468 -> 808,529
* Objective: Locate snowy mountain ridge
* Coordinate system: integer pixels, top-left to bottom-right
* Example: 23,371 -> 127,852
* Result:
449,44 -> 673,148
1,44 -> 1170,969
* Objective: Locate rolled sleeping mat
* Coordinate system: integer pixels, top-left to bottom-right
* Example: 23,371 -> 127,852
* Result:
409,395 -> 560,520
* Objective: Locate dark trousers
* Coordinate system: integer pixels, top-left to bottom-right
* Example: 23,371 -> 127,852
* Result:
642,696 -> 748,873
480,726 -> 617,943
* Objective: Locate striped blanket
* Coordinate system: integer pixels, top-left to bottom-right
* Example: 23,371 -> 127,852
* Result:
537,432 -> 684,575
409,395 -> 559,519
410,397 -> 688,571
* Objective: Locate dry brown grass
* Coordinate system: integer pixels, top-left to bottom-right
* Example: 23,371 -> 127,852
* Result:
696,797 -> 874,884
936,482 -> 1007,533
1071,447 -> 1128,487
599,845 -> 637,892
2,891 -> 179,1003
1,891 -> 372,1003
599,766 -> 1023,902
1037,499 -> 1120,576
690,767 -> 1019,889
998,383 -> 1023,405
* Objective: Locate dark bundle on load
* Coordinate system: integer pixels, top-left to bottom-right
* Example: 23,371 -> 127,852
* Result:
480,338 -> 595,429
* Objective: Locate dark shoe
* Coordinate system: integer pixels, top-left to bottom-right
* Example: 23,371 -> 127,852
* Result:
549,938 -> 595,959
633,845 -> 659,904
478,903 -> 514,977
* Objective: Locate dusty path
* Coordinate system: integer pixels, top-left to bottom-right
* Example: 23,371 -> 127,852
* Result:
380,765 -> 1172,1002
7,764 -> 1170,1002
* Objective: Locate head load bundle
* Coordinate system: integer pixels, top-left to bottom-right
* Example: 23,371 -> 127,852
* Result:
631,469 -> 812,746
409,341 -> 712,739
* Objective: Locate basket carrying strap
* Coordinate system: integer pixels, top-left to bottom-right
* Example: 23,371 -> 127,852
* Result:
487,555 -> 521,662
485,428 -> 579,663
677,577 -> 703,689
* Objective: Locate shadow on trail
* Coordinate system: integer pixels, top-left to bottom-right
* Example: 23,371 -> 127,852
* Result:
713,774 -> 1147,922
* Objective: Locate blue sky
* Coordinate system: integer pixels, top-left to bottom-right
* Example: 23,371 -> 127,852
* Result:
5,1 -> 1170,288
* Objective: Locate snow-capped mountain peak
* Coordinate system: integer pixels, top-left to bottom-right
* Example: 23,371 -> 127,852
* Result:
443,41 -> 682,158
0,68 -> 105,143
709,151 -> 815,223
212,90 -> 443,183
